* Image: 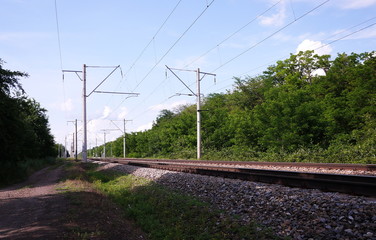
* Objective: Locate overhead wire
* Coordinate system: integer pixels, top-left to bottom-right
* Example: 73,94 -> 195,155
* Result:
124,0 -> 280,119
183,0 -> 282,68
206,16 -> 376,94
120,0 -> 329,127
131,0 -> 216,93
54,0 -> 69,144
104,0 -> 184,119
95,0 -> 372,137
110,0 -> 216,120
117,0 -> 330,135
317,22 -> 376,52
212,0 -> 330,72
123,0 -> 183,80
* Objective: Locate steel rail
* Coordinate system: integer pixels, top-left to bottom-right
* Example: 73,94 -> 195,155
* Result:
90,158 -> 376,197
93,157 -> 376,171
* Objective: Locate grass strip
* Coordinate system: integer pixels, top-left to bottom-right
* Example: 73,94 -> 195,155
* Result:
84,164 -> 284,240
59,161 -> 148,240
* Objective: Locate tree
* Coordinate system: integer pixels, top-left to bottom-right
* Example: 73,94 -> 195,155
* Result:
0,59 -> 56,184
89,51 -> 375,163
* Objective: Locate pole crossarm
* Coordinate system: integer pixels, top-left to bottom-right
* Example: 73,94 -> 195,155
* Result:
62,70 -> 82,73
169,93 -> 195,99
199,72 -> 216,82
87,65 -> 121,97
110,119 -> 132,133
62,70 -> 83,81
93,91 -> 140,95
100,129 -> 120,132
86,66 -> 120,68
166,65 -> 196,96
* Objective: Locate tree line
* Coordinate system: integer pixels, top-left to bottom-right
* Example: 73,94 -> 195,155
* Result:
91,51 -> 375,164
0,59 -> 57,185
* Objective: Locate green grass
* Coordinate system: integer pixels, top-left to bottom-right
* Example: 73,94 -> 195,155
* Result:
84,168 -> 283,240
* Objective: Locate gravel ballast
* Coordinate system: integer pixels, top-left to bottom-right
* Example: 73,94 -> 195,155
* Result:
94,161 -> 376,240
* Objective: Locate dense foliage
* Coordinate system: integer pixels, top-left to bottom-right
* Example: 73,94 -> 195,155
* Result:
92,51 -> 376,163
0,59 -> 56,185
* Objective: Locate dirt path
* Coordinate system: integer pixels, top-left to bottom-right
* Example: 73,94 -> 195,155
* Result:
0,163 -> 148,240
0,166 -> 66,239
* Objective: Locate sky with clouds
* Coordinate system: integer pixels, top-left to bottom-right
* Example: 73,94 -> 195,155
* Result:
1,0 -> 375,155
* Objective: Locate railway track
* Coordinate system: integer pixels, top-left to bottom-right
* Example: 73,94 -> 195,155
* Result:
91,158 -> 376,197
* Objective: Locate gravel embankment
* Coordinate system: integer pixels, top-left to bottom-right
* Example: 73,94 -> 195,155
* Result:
95,161 -> 376,240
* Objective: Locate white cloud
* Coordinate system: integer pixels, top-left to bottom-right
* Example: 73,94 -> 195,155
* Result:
60,98 -> 73,112
117,107 -> 128,119
101,106 -> 112,119
296,39 -> 332,56
340,0 -> 376,9
149,100 -> 188,112
259,1 -> 286,26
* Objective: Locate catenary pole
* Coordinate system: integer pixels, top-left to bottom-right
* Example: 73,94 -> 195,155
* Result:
64,136 -> 67,158
72,133 -> 75,158
63,64 -> 133,161
166,66 -> 215,160
110,119 -> 132,158
82,64 -> 88,162
103,131 -> 106,158
123,119 -> 126,158
196,68 -> 201,159
75,119 -> 78,160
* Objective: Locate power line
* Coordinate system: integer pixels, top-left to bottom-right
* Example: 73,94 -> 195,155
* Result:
323,16 -> 376,42
129,9 -> 374,134
54,0 -> 69,144
105,0 -> 183,112
207,18 -> 376,95
123,0 -> 184,78
184,0 -> 282,68
54,0 -> 63,70
109,0 -> 216,119
212,0 -> 330,72
318,22 -> 376,52
126,0 -> 375,134
124,1 -> 324,121
131,0 -> 216,92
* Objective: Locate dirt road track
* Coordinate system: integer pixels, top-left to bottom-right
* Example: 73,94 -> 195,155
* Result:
0,163 -> 148,240
0,166 -> 66,239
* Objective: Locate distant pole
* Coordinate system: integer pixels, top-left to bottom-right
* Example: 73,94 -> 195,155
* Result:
72,133 -> 75,157
82,64 -> 88,162
196,68 -> 201,160
110,142 -> 113,157
64,136 -> 67,158
103,131 -> 106,158
123,119 -> 126,158
74,119 -> 78,160
110,119 -> 131,158
95,137 -> 98,157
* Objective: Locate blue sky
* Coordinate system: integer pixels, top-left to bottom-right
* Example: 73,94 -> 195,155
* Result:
1,0 -> 375,153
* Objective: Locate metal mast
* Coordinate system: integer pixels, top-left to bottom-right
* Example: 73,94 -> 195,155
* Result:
82,64 -> 88,161
63,64 -> 137,162
166,66 -> 215,159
